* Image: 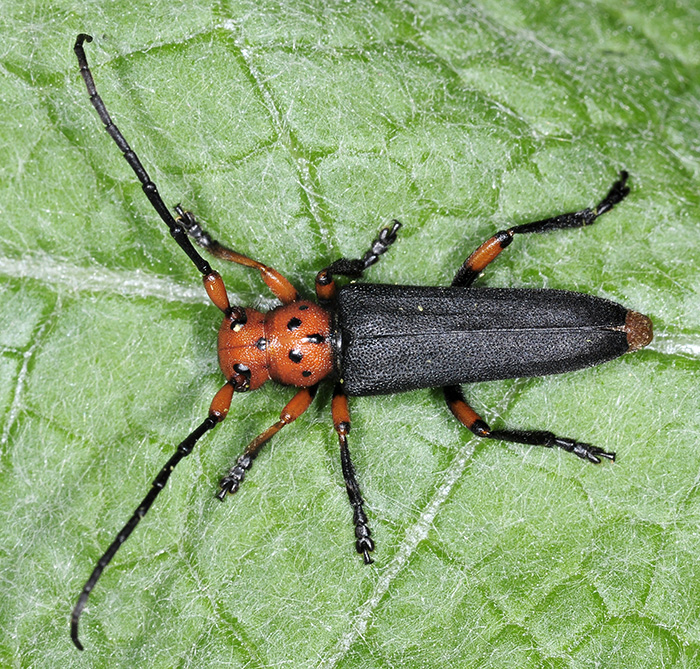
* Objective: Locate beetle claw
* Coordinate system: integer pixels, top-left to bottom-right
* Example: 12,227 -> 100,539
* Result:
591,447 -> 616,463
216,477 -> 239,499
551,436 -> 615,464
573,441 -> 616,464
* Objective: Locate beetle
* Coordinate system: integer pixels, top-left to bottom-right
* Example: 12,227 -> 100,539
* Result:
71,33 -> 653,650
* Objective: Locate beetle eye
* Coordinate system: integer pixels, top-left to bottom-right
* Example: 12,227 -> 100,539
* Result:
232,364 -> 251,392
227,306 -> 248,330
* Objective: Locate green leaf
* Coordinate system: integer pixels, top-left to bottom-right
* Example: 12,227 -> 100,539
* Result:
1,1 -> 699,667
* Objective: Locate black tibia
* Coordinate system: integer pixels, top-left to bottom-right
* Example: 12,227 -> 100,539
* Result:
341,438 -> 375,565
332,384 -> 374,564
73,35 -> 213,278
452,172 -> 630,288
510,171 -> 630,234
443,385 -> 615,464
486,428 -> 616,464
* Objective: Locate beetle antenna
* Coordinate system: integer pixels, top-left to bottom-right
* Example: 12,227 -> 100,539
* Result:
73,34 -> 214,278
71,416 -> 218,650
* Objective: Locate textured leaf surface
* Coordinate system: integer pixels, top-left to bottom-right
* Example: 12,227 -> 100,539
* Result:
1,1 -> 699,667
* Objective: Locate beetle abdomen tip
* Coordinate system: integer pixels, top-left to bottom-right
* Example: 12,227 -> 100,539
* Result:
625,310 -> 653,352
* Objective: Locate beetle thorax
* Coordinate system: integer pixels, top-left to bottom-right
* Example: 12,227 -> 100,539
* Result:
218,301 -> 333,391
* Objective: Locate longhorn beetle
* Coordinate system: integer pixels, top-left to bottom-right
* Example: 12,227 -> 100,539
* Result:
71,34 -> 653,650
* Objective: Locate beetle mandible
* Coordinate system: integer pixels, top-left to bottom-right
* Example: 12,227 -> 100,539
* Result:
71,34 -> 653,650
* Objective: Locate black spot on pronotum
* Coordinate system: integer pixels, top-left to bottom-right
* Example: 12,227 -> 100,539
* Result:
289,349 -> 303,363
304,333 -> 325,344
298,304 -> 309,310
287,317 -> 302,331
302,370 -> 312,378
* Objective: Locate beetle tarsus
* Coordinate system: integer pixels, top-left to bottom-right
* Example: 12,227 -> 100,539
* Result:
353,506 -> 375,563
550,436 -> 616,463
216,481 -> 235,499
362,219 -> 401,269
217,474 -> 242,498
175,205 -> 214,249
217,454 -> 253,498
587,448 -> 615,463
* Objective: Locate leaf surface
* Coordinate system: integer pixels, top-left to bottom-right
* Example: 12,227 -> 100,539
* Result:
1,1 -> 699,667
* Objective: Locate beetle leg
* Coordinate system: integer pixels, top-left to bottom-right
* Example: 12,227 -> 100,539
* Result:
452,172 -> 630,287
332,384 -> 375,564
444,385 -> 615,464
70,381 -> 235,651
510,171 -> 630,235
174,206 -> 300,304
316,220 -> 401,302
217,385 -> 318,498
